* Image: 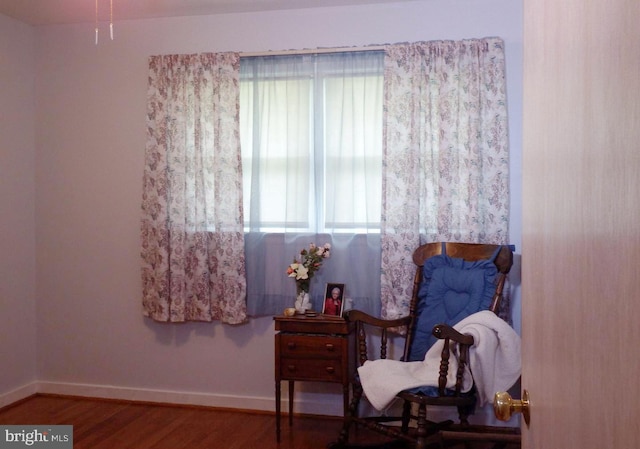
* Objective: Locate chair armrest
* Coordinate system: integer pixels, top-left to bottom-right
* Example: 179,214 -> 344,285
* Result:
345,310 -> 412,366
346,309 -> 411,329
432,323 -> 474,395
432,324 -> 474,345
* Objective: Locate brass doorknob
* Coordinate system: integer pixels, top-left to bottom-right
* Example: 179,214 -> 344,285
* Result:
494,390 -> 530,426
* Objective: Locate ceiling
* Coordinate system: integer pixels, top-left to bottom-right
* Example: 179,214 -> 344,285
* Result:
0,0 -> 413,25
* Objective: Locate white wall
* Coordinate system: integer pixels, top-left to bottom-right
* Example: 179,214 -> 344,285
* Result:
0,14 -> 38,406
2,0 -> 522,417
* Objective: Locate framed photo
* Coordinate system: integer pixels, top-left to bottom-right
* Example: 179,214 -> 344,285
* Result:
322,283 -> 345,316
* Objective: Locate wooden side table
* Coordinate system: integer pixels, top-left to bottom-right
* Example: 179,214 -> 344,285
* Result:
274,314 -> 354,442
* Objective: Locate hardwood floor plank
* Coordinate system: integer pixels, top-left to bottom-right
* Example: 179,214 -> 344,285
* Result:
0,395 -> 519,449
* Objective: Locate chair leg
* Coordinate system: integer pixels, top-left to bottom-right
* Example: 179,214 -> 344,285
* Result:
401,400 -> 411,434
456,402 -> 475,427
415,403 -> 429,449
337,381 -> 363,444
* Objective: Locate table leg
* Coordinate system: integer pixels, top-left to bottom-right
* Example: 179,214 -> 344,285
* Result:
342,383 -> 350,418
275,380 -> 281,442
288,380 -> 294,426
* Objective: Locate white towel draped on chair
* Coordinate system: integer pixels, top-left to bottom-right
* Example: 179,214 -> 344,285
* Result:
357,310 -> 521,411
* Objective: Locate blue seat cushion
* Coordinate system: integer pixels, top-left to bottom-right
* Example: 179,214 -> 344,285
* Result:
407,254 -> 498,362
404,385 -> 476,399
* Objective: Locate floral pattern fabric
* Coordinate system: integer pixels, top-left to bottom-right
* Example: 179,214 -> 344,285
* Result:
141,53 -> 247,324
380,38 -> 510,320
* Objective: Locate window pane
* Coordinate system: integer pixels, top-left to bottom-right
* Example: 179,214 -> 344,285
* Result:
241,77 -> 313,229
323,74 -> 382,230
240,52 -> 384,232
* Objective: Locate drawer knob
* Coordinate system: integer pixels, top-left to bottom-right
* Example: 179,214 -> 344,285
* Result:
325,366 -> 335,374
287,365 -> 297,372
287,342 -> 296,350
325,343 -> 335,351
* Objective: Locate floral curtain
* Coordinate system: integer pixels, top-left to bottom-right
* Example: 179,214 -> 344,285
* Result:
141,53 -> 247,324
380,38 -> 510,320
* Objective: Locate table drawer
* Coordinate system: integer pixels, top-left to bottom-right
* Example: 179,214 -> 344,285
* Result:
279,334 -> 345,358
280,357 -> 343,381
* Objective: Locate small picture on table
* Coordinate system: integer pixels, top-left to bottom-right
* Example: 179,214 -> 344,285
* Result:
323,283 -> 345,316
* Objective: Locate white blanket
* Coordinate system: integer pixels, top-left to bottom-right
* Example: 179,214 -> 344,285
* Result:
357,310 -> 521,411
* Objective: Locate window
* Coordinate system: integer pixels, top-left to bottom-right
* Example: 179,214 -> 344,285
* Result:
142,39 -> 509,320
239,51 -> 384,233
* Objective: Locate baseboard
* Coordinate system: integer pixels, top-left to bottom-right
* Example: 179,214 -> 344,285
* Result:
33,381 -> 343,417
0,382 -> 39,409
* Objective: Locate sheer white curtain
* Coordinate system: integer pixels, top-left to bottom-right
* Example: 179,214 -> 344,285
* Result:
141,53 -> 247,324
380,38 -> 511,319
240,52 -> 385,316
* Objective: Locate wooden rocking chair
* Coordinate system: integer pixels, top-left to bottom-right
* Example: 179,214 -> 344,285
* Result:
330,242 -> 521,449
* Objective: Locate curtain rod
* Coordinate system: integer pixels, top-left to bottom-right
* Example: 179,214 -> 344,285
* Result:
240,45 -> 386,58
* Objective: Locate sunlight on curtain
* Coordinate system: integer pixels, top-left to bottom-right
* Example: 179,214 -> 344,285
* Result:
240,52 -> 384,316
380,38 -> 510,320
141,53 -> 247,324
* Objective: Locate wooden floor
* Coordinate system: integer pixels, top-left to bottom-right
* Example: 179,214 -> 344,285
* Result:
0,395 -> 519,449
